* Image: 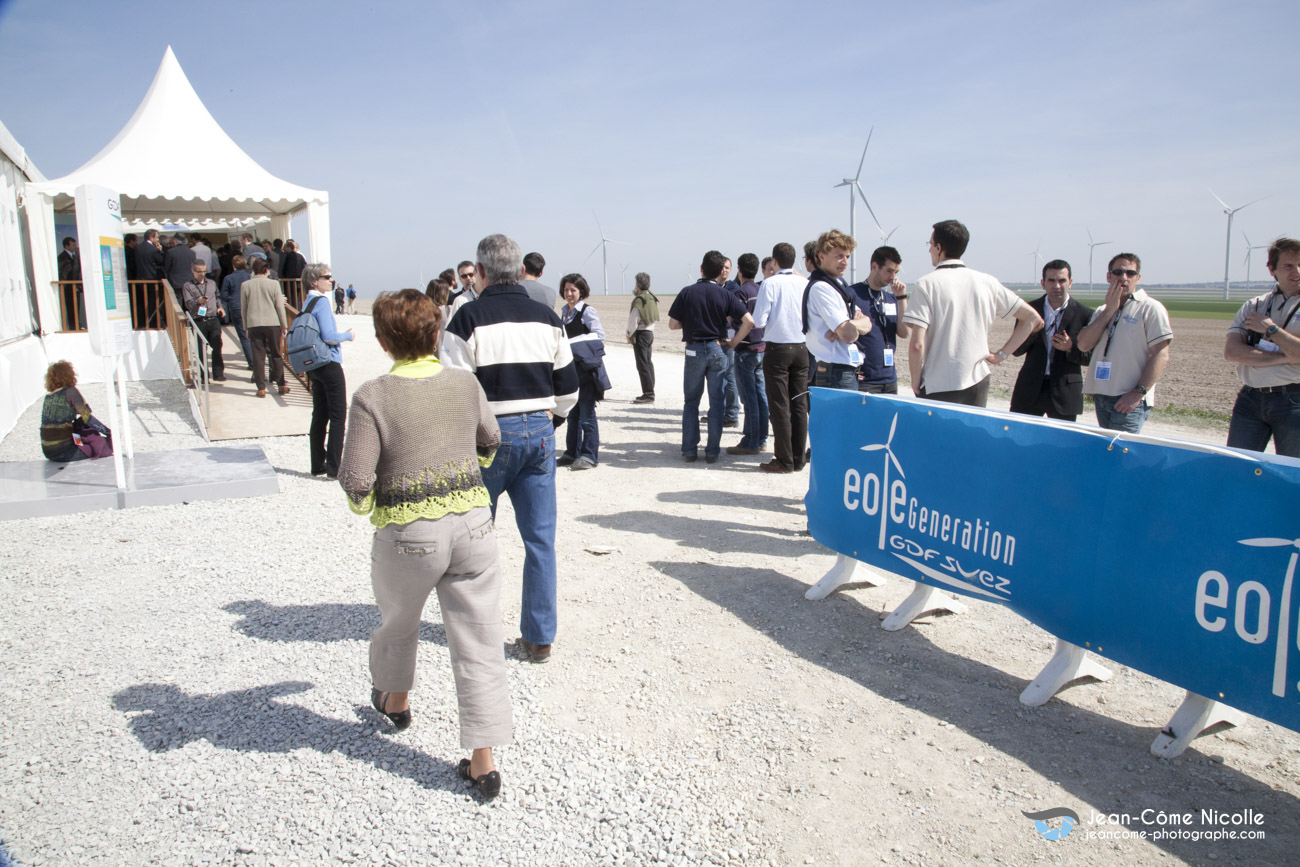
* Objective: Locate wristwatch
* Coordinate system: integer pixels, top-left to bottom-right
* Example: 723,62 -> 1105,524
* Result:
1266,324 -> 1279,338
1134,383 -> 1148,395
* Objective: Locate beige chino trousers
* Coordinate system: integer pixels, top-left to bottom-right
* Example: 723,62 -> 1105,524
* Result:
369,507 -> 513,749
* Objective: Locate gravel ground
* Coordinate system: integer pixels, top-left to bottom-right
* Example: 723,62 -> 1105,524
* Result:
3,322 -> 1297,866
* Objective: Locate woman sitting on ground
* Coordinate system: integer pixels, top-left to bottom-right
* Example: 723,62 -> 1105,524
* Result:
337,289 -> 511,800
40,361 -> 112,462
557,273 -> 609,470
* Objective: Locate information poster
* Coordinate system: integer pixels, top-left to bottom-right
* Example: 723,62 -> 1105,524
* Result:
74,184 -> 132,357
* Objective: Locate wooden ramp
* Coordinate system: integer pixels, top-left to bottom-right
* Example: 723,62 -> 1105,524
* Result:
204,323 -> 314,440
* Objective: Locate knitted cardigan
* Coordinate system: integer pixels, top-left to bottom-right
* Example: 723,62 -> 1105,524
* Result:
338,360 -> 500,527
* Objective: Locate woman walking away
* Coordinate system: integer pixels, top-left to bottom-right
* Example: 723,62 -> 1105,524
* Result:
556,273 -> 610,470
338,289 -> 511,801
40,361 -> 112,461
302,263 -> 354,478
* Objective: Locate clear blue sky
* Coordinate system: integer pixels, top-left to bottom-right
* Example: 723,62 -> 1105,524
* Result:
2,0 -> 1296,294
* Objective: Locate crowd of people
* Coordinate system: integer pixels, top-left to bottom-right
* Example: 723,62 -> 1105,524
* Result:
38,223 -> 1300,802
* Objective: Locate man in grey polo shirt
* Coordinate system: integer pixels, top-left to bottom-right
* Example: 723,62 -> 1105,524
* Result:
903,220 -> 1041,406
520,251 -> 557,309
1077,252 -> 1173,433
1223,237 -> 1300,456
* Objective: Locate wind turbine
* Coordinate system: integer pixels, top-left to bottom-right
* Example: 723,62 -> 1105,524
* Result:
1242,232 -> 1270,287
834,128 -> 885,283
620,263 -> 630,293
882,225 -> 900,244
1029,243 -> 1043,286
583,212 -> 622,295
1086,227 -> 1112,295
1210,190 -> 1265,300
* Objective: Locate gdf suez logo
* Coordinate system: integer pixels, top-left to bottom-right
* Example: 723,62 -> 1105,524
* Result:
1023,807 -> 1079,841
106,197 -> 120,212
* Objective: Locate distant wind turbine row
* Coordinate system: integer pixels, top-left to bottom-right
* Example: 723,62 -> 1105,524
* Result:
1210,189 -> 1266,300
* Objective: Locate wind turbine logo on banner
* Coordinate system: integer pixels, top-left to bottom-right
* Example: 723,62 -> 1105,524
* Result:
835,128 -> 885,283
1237,536 -> 1299,698
1210,190 -> 1265,301
861,413 -> 905,551
584,212 -> 622,295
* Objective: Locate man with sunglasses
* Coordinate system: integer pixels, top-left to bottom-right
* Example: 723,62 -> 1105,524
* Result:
1076,253 -> 1172,433
1224,237 -> 1300,456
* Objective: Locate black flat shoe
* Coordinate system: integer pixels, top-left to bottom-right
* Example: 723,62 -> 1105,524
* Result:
370,688 -> 411,731
457,758 -> 501,800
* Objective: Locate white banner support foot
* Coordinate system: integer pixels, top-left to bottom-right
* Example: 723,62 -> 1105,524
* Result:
1150,691 -> 1246,759
881,581 -> 967,631
805,553 -> 886,601
1020,639 -> 1113,707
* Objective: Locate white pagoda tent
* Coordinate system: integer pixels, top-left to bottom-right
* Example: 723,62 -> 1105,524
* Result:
25,46 -> 330,329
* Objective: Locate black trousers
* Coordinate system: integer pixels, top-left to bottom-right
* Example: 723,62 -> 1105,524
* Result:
196,316 -> 224,378
307,361 -> 347,475
633,329 -> 655,396
762,342 -> 810,470
1010,377 -> 1077,421
921,375 -> 989,407
248,325 -> 285,391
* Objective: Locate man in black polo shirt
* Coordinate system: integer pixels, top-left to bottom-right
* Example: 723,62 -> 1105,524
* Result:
850,246 -> 910,393
668,250 -> 754,463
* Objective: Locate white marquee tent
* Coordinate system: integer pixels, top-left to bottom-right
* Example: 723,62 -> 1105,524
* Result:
24,46 -> 330,330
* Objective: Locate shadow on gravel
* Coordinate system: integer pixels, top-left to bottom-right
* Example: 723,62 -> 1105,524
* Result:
223,600 -> 447,646
578,510 -> 816,557
272,467 -> 334,481
655,560 -> 1299,863
656,489 -> 805,516
112,681 -> 468,793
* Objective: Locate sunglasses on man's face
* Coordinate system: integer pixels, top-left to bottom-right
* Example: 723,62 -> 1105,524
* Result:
1110,268 -> 1139,278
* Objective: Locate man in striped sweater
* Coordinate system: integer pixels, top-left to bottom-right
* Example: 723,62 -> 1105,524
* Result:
442,234 -> 580,664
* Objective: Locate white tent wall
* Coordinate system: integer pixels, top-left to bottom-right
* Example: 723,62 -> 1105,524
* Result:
305,201 -> 331,264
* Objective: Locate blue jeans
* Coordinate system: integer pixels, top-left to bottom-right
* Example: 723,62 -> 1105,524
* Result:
1227,386 -> 1300,458
723,346 -> 739,423
1093,393 -> 1151,433
735,349 -> 769,449
480,411 -> 558,645
564,391 -> 599,463
813,361 -> 859,390
225,305 -> 254,366
682,341 -> 728,458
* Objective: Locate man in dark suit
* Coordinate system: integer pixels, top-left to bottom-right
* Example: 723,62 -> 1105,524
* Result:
1010,259 -> 1093,422
279,239 -> 305,280
136,229 -> 165,279
57,237 -> 81,281
164,233 -> 196,300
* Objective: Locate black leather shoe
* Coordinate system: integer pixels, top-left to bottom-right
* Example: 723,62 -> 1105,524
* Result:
458,758 -> 502,800
556,455 -> 576,467
371,688 -> 412,731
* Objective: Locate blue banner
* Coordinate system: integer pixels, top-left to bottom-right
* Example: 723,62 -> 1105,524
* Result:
806,389 -> 1300,734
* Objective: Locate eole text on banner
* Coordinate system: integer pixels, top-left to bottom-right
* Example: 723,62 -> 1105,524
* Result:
805,388 -> 1300,735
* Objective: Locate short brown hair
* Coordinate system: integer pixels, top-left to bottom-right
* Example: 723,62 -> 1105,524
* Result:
45,360 -> 77,391
372,289 -> 441,360
1268,238 -> 1300,271
1107,252 -> 1141,273
232,255 -> 247,271
250,257 -> 270,275
816,229 -> 858,257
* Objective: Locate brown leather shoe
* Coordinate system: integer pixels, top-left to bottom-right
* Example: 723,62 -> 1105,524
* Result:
759,459 -> 792,474
516,638 -> 552,663
256,389 -> 267,398
277,385 -> 291,395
